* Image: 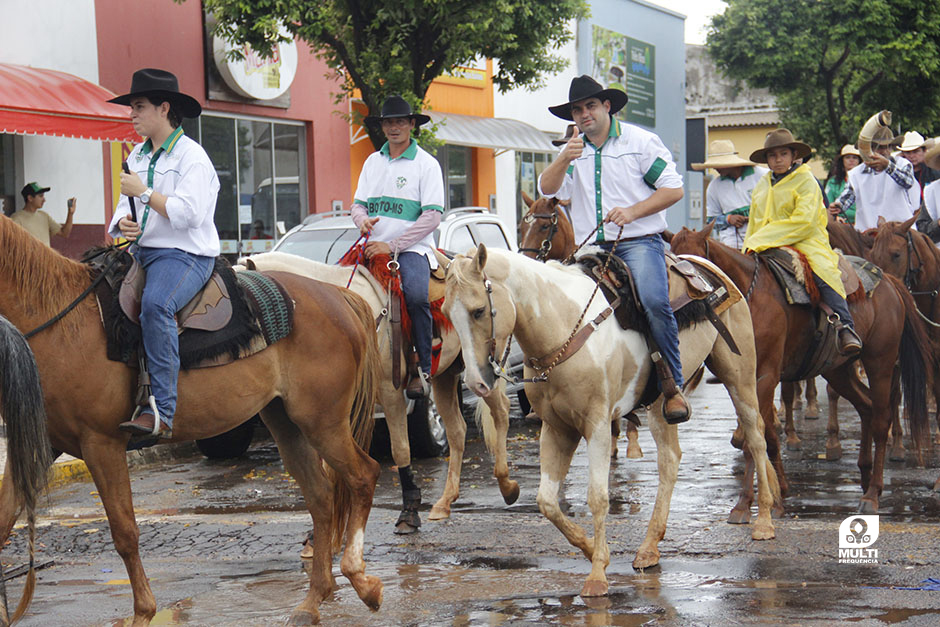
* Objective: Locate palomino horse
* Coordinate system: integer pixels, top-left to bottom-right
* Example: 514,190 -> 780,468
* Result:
518,193 -> 644,460
239,251 -> 520,523
669,223 -> 933,513
0,215 -> 382,625
437,245 -> 779,596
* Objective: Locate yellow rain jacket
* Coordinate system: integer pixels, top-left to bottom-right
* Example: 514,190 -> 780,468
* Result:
743,164 -> 846,297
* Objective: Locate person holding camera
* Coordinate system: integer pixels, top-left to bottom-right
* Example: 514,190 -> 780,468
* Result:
10,182 -> 76,246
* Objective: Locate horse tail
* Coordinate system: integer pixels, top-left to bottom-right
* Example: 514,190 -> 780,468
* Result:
0,315 -> 53,622
330,289 -> 378,552
888,275 -> 933,451
474,379 -> 506,458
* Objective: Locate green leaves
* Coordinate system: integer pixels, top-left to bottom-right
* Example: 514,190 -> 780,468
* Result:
708,0 -> 940,163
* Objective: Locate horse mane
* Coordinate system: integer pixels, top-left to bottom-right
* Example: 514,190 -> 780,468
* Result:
0,216 -> 92,319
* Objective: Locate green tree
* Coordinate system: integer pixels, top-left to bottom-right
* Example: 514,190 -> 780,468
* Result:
195,0 -> 588,149
707,0 -> 940,163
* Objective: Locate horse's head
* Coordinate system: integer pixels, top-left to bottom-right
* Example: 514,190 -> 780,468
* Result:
518,193 -> 573,261
870,214 -> 918,280
435,245 -> 515,397
669,220 -> 715,258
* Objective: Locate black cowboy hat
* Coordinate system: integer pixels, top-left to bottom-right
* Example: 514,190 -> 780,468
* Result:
364,95 -> 431,129
548,75 -> 628,121
107,68 -> 202,118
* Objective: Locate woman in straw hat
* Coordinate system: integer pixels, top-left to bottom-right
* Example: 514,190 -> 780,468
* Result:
692,139 -> 767,249
824,144 -> 862,217
744,128 -> 862,356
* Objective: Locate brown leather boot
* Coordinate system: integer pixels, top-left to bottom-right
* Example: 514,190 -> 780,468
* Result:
118,411 -> 172,438
405,368 -> 430,399
838,326 -> 862,356
663,391 -> 692,425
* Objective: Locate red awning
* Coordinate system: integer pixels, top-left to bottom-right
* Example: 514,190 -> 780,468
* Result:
0,63 -> 138,142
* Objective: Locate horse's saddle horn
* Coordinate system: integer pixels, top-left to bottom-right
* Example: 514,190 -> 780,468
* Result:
118,257 -> 233,332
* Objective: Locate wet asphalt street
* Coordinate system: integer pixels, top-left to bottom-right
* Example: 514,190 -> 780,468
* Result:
3,377 -> 940,626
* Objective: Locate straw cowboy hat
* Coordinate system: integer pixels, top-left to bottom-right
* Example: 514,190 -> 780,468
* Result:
893,131 -> 926,152
691,140 -> 756,171
548,75 -> 628,121
363,95 -> 431,129
107,68 -> 202,118
838,144 -> 861,159
749,128 -> 812,163
925,142 -> 940,171
551,124 -> 579,147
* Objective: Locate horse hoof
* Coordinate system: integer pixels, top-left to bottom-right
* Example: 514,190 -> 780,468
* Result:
501,481 -> 520,505
752,522 -> 776,540
771,503 -> 785,519
786,439 -> 801,451
358,575 -> 384,611
632,550 -> 660,570
730,435 -> 745,450
626,445 -> 643,459
580,579 -> 609,597
394,521 -> 420,535
288,610 -> 319,625
428,504 -> 451,521
857,499 -> 878,514
889,448 -> 906,463
826,444 -> 842,461
804,412 -> 818,421
300,540 -> 314,560
727,508 -> 751,525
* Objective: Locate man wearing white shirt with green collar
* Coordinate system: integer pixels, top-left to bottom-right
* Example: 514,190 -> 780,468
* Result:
106,68 -> 220,439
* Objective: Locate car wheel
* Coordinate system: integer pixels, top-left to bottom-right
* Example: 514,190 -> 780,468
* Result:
408,396 -> 449,458
196,420 -> 255,459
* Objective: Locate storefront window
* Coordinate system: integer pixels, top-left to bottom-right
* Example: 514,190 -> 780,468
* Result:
435,144 -> 471,209
515,151 -> 551,225
181,114 -> 307,256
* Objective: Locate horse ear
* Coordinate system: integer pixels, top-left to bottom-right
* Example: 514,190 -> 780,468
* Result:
522,191 -> 534,208
472,243 -> 488,273
877,216 -> 886,227
433,248 -> 451,273
900,214 -> 917,233
702,219 -> 716,238
662,230 -> 674,243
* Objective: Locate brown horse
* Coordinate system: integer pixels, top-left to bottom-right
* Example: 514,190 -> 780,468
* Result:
517,193 -> 643,459
669,221 -> 933,513
0,215 -> 382,625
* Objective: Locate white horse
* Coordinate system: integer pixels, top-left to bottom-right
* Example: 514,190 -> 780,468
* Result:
437,245 -> 780,597
239,251 -> 519,527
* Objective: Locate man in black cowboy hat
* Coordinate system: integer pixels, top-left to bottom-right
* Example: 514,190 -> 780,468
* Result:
538,75 -> 691,424
353,95 -> 444,401
106,68 -> 220,440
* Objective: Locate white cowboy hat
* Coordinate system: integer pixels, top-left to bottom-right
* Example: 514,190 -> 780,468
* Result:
925,142 -> 940,171
894,131 -> 925,152
691,139 -> 756,171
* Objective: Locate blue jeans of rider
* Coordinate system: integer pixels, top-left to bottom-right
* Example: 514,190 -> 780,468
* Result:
602,235 -> 684,389
137,246 -> 215,427
813,273 -> 856,328
398,251 -> 433,374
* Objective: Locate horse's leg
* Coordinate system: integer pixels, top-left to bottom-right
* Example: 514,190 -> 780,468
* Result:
582,414 -> 614,597
889,367 -> 907,462
757,371 -> 788,508
260,403 -> 337,622
428,369 -> 466,520
633,402 -> 681,570
625,412 -> 643,459
781,381 -> 801,450
382,381 -> 421,534
793,380 -> 804,413
482,384 -> 520,506
804,377 -> 819,420
610,415 -> 621,459
536,420 -> 592,559
825,383 -> 843,460
859,356 -> 896,513
81,434 -> 157,626
825,363 -> 877,511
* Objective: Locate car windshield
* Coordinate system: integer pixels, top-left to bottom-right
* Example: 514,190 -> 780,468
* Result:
275,227 -> 360,264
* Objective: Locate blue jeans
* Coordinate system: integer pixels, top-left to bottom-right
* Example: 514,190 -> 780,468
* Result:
602,235 -> 684,388
813,274 -> 856,328
136,247 -> 215,426
398,251 -> 432,373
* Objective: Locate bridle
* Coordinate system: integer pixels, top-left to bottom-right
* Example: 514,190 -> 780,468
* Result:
518,210 -> 560,261
900,231 -> 940,328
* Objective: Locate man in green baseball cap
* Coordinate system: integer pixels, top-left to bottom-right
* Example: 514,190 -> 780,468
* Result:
10,182 -> 76,246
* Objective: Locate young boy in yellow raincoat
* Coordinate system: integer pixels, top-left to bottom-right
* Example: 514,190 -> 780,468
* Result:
742,128 -> 862,355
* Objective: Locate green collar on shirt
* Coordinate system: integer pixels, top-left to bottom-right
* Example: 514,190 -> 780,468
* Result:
585,117 -> 621,149
139,125 -> 185,157
720,166 -> 754,181
380,138 -> 418,160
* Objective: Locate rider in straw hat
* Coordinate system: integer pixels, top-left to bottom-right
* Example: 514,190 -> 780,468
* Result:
830,126 -> 919,232
107,68 -> 220,439
538,75 -> 691,424
915,142 -> 940,245
692,139 -> 767,249
745,128 -> 862,356
894,131 -> 940,198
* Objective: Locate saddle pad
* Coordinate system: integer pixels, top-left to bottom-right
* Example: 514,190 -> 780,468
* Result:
760,247 -> 818,306
844,255 -> 883,297
236,271 -> 294,346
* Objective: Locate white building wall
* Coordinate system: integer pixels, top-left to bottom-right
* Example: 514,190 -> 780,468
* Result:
3,0 -> 105,226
